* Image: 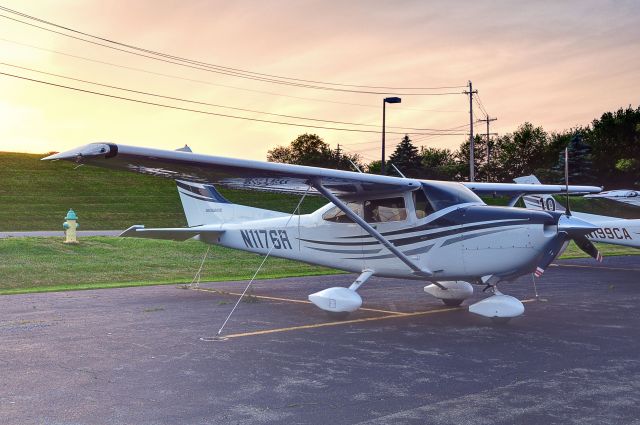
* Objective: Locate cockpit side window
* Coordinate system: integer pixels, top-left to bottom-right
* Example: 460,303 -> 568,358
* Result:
413,189 -> 435,219
322,202 -> 363,223
364,197 -> 407,223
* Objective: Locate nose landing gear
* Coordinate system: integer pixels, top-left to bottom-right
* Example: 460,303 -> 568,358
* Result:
424,281 -> 474,307
468,276 -> 525,321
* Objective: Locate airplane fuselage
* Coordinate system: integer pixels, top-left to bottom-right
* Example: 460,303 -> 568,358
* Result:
208,202 -> 557,281
584,219 -> 640,248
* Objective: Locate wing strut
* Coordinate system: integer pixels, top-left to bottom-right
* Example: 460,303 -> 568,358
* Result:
312,180 -> 435,280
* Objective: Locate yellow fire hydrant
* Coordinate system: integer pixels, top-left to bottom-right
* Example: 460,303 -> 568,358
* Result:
63,209 -> 79,244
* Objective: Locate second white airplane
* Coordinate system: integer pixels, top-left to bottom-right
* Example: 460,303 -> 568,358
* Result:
516,175 -> 640,249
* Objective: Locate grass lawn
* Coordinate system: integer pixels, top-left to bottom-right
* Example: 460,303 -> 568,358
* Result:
0,237 -> 341,295
0,237 -> 636,295
561,240 -> 639,259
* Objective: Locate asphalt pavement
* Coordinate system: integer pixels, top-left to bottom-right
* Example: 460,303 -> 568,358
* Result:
1,256 -> 639,424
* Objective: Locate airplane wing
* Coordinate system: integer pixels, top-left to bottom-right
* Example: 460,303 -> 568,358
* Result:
120,225 -> 224,241
42,143 -> 422,198
463,182 -> 601,197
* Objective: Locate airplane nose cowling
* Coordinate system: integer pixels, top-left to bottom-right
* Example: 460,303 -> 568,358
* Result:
534,212 -> 603,277
461,205 -> 555,227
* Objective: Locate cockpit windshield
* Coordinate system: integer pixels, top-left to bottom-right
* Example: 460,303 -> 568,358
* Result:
421,181 -> 483,211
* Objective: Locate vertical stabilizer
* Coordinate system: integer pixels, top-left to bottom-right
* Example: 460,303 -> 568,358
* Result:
175,180 -> 287,226
514,175 -> 566,213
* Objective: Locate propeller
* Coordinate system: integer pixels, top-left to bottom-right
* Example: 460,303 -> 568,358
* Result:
534,148 -> 603,277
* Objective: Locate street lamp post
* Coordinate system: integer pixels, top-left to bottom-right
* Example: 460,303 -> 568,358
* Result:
382,96 -> 401,175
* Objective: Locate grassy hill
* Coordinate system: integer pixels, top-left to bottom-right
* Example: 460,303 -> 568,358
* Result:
1,151 -> 637,232
0,152 -> 327,231
2,151 -> 639,231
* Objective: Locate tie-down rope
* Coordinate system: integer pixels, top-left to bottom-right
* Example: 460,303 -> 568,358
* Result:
216,185 -> 311,337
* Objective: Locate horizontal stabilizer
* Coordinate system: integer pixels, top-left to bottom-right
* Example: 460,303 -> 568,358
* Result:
120,225 -> 224,242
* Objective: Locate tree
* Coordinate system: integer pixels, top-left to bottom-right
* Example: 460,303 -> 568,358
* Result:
419,147 -> 460,180
387,135 -> 421,177
265,145 -> 294,164
366,160 -> 382,174
489,123 -> 549,182
267,133 -> 331,167
267,133 -> 362,171
551,132 -> 594,185
455,134 -> 488,181
585,106 -> 640,187
327,146 -> 363,171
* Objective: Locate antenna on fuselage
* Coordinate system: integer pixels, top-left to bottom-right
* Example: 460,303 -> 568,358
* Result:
390,163 -> 406,178
349,159 -> 363,173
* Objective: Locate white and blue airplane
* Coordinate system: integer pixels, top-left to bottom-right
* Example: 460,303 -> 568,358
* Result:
516,175 -> 640,251
44,143 -> 603,320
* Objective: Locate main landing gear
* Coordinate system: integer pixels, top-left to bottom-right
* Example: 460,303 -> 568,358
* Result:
308,271 -> 525,322
468,275 -> 524,321
308,269 -> 374,318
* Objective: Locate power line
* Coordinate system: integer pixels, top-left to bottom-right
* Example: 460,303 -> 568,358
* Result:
0,37 -> 466,114
342,124 -> 468,148
475,93 -> 489,117
0,71 -> 463,135
0,5 -> 466,91
0,61 -> 465,133
340,146 -> 378,163
408,119 -> 485,147
473,96 -> 487,118
352,141 -> 401,153
0,8 -> 464,96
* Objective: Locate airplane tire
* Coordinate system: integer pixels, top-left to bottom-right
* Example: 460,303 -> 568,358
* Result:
326,311 -> 350,320
442,299 -> 464,307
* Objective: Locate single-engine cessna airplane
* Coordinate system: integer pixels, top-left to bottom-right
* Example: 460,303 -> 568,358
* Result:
515,175 -> 640,250
44,143 -> 603,320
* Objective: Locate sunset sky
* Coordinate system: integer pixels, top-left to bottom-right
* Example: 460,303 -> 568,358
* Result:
0,0 -> 638,162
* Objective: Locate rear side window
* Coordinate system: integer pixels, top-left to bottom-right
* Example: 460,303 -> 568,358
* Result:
322,202 -> 363,223
364,197 -> 407,223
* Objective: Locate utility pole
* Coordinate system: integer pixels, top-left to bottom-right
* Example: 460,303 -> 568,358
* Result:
479,115 -> 497,162
478,115 -> 497,181
463,81 -> 478,181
